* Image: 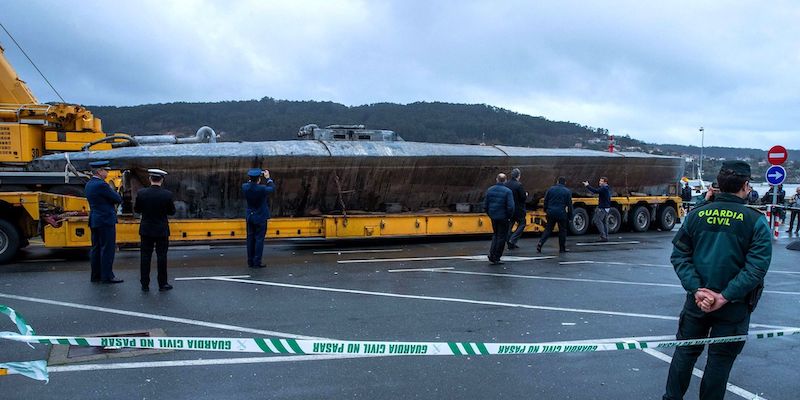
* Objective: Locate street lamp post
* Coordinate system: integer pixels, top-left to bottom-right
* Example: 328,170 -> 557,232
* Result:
699,127 -> 704,179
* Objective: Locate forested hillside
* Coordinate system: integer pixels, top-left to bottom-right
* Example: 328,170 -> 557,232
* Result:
90,98 -> 619,148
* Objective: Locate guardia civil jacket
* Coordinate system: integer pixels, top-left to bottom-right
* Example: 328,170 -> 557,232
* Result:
671,193 -> 772,302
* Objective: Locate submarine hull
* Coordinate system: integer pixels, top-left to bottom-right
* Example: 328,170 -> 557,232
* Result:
29,140 -> 685,218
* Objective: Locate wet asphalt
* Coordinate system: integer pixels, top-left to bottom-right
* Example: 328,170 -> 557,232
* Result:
1,228 -> 799,399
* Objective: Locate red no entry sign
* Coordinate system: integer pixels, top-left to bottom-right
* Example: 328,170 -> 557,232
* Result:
767,145 -> 787,165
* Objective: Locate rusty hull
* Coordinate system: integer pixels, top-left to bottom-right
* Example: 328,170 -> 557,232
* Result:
29,141 -> 684,218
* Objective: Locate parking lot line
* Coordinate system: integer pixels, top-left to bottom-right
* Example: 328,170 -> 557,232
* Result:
338,255 -> 554,264
560,260 -> 800,275
0,292 -> 323,340
390,269 -> 800,296
314,249 -> 405,255
642,349 -> 766,400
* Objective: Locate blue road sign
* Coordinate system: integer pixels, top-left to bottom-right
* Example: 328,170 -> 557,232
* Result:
765,165 -> 786,185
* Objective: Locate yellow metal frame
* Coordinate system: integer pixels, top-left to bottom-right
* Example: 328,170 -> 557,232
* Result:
5,192 -> 681,249
43,212 -> 548,248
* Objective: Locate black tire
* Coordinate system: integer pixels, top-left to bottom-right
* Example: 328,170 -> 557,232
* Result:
630,206 -> 651,232
0,219 -> 21,264
569,207 -> 589,235
48,185 -> 85,197
607,208 -> 622,234
656,206 -> 678,231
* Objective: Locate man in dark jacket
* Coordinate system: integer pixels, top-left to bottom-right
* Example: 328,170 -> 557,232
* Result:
537,177 -> 573,253
134,169 -> 176,292
484,173 -> 514,264
505,168 -> 527,249
663,161 -> 771,400
583,177 -> 612,242
243,168 -> 275,268
85,161 -> 123,284
681,182 -> 693,202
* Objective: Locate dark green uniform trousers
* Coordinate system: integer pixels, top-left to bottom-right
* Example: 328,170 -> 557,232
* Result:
663,296 -> 750,400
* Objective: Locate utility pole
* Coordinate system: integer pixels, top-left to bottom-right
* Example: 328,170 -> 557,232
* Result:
699,127 -> 705,180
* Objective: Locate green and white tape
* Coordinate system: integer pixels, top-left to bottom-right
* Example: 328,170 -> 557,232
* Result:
2,304 -> 799,383
2,328 -> 799,357
0,305 -> 35,337
0,305 -> 47,382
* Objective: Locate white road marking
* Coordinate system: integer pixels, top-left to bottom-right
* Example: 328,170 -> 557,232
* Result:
313,249 -> 404,255
575,241 -> 640,246
0,292 -> 322,340
338,255 -> 553,264
176,275 -> 252,281
195,277 -> 795,329
580,260 -> 800,275
398,269 -> 800,296
386,267 -> 455,273
562,260 -> 800,275
642,348 -> 767,400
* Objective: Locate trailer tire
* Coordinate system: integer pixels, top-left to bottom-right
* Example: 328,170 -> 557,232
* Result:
630,206 -> 651,232
607,208 -> 622,234
0,219 -> 21,264
657,206 -> 677,232
569,207 -> 590,235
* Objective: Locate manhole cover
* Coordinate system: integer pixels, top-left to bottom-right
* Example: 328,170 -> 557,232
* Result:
47,328 -> 173,365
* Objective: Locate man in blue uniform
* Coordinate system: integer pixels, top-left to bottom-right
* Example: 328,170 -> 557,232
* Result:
484,173 -> 514,264
242,168 -> 275,268
134,168 -> 176,292
85,161 -> 123,284
537,177 -> 573,253
505,168 -> 527,250
583,177 -> 612,242
663,161 -> 771,400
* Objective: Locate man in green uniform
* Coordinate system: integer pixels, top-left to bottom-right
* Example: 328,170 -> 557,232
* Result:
662,161 -> 771,400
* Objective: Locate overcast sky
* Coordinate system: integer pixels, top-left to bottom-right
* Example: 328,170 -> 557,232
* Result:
3,0 -> 799,150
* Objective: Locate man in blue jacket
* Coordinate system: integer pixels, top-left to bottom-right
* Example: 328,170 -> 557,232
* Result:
537,177 -> 573,253
85,161 -> 123,284
484,173 -> 514,264
242,168 -> 275,268
583,177 -> 612,242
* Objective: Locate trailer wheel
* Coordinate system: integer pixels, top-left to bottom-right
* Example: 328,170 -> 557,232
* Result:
607,208 -> 622,234
630,206 -> 651,232
0,219 -> 21,264
657,206 -> 677,231
569,207 -> 589,235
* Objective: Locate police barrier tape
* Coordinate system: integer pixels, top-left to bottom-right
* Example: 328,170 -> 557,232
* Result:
0,305 -> 48,382
2,328 -> 799,357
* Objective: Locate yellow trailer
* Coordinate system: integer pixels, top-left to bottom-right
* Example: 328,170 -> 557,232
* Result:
1,190 -> 681,263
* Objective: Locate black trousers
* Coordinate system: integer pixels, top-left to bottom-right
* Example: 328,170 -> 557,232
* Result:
788,210 -> 799,231
489,218 -> 510,262
539,214 -> 568,250
507,213 -> 526,245
90,225 -> 117,281
140,235 -> 169,288
663,297 -> 750,400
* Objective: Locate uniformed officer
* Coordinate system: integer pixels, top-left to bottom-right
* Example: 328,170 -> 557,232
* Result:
663,161 -> 772,400
242,168 -> 275,268
134,169 -> 176,292
537,177 -> 573,253
85,160 -> 123,284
